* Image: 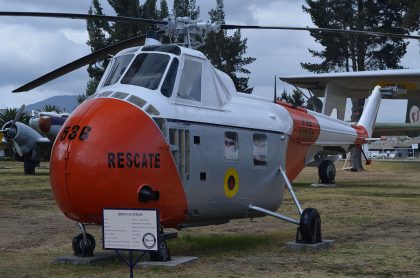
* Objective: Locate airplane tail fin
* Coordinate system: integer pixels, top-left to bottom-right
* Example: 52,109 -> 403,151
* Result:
357,86 -> 382,138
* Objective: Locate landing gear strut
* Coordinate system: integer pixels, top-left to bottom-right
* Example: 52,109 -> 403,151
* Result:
149,238 -> 171,261
249,167 -> 323,244
23,158 -> 38,175
72,223 -> 96,257
149,228 -> 172,262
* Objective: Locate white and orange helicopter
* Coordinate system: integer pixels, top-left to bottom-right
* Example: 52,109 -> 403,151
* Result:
1,11 -> 420,259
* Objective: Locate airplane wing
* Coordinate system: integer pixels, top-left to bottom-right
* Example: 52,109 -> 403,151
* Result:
280,68 -> 420,98
373,123 -> 420,137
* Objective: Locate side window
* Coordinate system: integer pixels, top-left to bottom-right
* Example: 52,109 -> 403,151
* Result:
253,134 -> 268,166
161,58 -> 179,97
225,132 -> 239,160
177,58 -> 202,102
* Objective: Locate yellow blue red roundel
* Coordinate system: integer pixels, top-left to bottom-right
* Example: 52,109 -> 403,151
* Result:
224,168 -> 239,199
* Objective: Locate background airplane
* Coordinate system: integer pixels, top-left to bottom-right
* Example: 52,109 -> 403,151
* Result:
0,107 -> 67,174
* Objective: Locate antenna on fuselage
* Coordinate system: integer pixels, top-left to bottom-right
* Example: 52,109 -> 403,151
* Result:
274,75 -> 277,103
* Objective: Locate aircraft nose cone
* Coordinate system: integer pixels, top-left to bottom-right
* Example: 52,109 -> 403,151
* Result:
38,116 -> 51,133
50,98 -> 187,227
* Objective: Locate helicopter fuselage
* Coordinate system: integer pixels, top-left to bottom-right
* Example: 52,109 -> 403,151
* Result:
50,44 -> 371,229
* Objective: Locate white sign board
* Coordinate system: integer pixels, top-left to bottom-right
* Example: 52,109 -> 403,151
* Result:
412,144 -> 418,150
103,209 -> 159,251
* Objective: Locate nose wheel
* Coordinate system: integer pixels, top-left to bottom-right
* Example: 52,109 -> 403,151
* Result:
72,223 -> 96,257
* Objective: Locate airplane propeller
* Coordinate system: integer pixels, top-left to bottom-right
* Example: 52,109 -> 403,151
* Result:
0,11 -> 419,92
0,104 -> 25,156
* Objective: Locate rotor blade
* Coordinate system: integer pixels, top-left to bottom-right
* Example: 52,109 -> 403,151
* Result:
13,140 -> 22,157
13,104 -> 25,125
221,25 -> 420,40
0,11 -> 168,25
13,35 -> 146,93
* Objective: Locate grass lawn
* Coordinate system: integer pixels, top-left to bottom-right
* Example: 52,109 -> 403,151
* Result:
0,160 -> 419,277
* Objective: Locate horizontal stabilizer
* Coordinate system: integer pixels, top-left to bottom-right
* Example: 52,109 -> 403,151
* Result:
373,123 -> 420,137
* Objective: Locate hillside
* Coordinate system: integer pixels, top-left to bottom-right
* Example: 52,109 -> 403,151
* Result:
25,95 -> 78,113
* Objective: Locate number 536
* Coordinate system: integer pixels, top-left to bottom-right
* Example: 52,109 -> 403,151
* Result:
60,125 -> 91,141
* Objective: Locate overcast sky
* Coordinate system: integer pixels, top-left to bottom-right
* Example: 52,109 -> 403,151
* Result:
0,0 -> 418,122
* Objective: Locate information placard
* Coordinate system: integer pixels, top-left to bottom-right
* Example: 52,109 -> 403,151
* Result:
103,208 -> 159,251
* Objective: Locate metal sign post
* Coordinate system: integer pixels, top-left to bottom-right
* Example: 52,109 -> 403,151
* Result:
103,208 -> 159,278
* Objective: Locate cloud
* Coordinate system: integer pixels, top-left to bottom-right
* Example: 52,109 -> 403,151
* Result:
59,29 -> 89,45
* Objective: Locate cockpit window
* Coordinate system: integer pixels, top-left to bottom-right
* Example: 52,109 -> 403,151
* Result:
121,53 -> 170,90
103,54 -> 134,87
161,58 -> 179,97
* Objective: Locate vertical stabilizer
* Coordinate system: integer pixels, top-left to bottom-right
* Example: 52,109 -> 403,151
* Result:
357,86 -> 382,138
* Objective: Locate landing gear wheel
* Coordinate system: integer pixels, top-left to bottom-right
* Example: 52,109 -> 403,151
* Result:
149,238 -> 171,262
318,160 -> 336,184
72,233 -> 95,257
297,208 -> 322,244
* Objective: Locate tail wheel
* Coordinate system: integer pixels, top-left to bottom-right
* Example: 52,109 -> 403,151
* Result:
299,208 -> 322,244
72,233 -> 95,257
318,160 -> 336,184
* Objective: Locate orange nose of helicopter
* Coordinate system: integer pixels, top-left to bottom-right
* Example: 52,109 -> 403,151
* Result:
50,98 -> 187,228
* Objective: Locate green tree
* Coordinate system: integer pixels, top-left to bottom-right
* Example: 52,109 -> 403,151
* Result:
108,0 -> 142,40
280,89 -> 305,107
200,0 -> 256,93
80,0 -> 112,103
280,89 -> 293,103
38,104 -> 62,114
0,108 -> 29,127
159,0 -> 169,19
302,0 -> 410,121
303,0 -> 413,171
173,0 -> 200,19
398,0 -> 420,31
81,0 -> 165,104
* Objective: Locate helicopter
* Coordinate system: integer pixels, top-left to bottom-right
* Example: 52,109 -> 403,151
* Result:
0,11 -> 419,259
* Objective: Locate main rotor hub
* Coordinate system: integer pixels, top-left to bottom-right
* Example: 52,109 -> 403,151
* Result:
162,17 -> 220,49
